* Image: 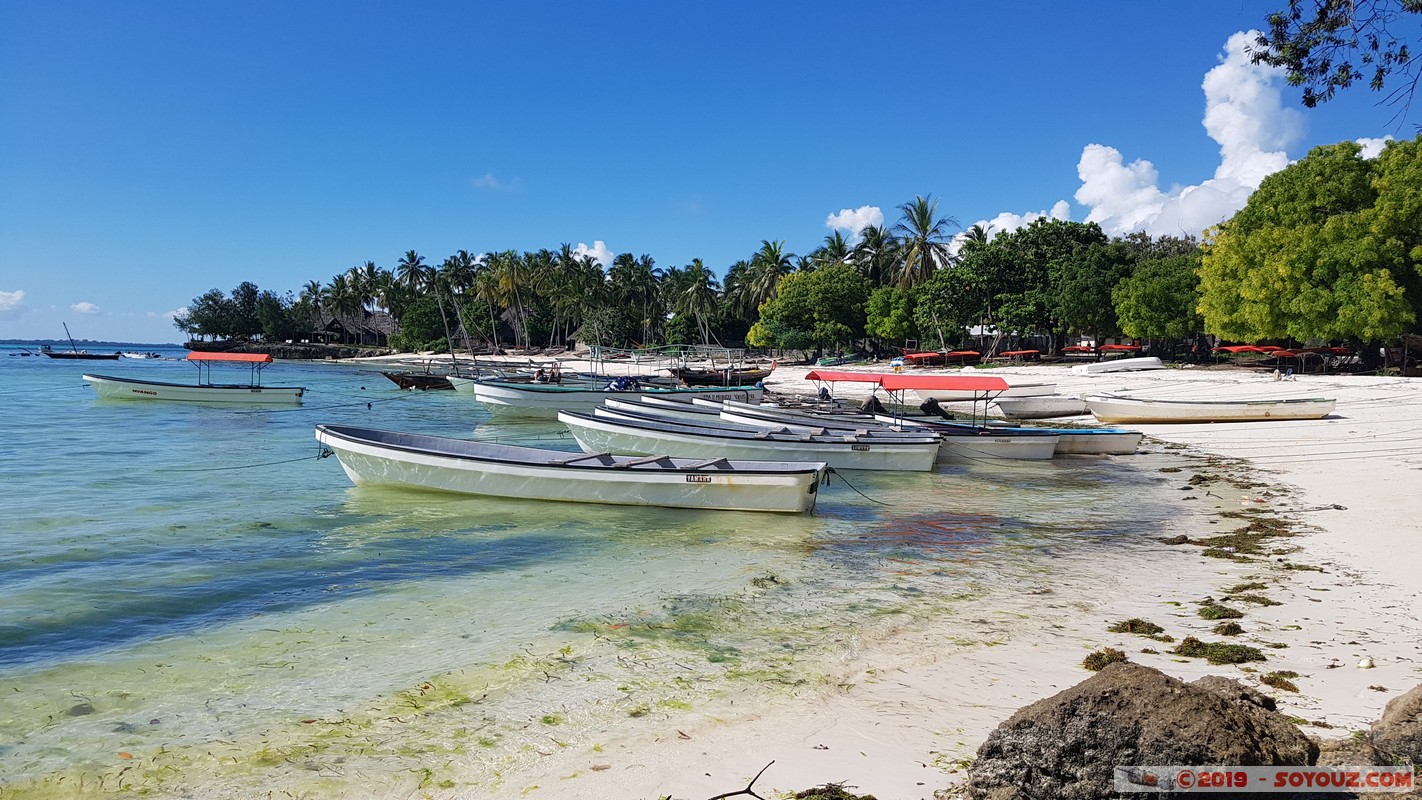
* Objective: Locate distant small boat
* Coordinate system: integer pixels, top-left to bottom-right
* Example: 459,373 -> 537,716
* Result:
121,351 -> 163,359
381,371 -> 455,391
315,424 -> 827,513
42,323 -> 121,359
83,352 -> 305,404
1083,394 -> 1336,424
40,344 -> 119,360
1070,356 -> 1165,374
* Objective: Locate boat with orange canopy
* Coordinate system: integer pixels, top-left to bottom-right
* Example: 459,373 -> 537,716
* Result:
83,352 -> 306,404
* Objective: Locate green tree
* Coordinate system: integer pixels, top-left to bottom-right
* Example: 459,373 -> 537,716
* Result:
1113,253 -> 1204,341
1052,242 -> 1136,342
864,285 -> 916,348
1198,138 -> 1422,344
748,262 -> 868,352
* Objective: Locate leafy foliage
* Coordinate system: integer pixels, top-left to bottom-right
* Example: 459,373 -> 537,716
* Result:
1251,0 -> 1422,113
1199,137 -> 1422,342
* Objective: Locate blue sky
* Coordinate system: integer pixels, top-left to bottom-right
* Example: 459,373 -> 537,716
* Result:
0,1 -> 1408,344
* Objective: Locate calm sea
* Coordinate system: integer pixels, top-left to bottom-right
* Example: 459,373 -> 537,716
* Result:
0,344 -> 1184,797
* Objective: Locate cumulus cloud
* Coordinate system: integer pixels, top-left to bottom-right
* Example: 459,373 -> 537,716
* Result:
573,240 -> 613,267
826,206 -> 885,241
72,302 -> 101,315
0,289 -> 23,312
1073,31 -> 1304,238
951,202 -> 1073,254
150,307 -> 187,321
1357,136 -> 1394,158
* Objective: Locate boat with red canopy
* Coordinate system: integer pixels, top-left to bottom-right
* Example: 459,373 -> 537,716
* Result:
83,352 -> 306,404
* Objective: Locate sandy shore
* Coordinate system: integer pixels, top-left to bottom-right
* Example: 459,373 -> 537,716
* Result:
398,360 -> 1419,800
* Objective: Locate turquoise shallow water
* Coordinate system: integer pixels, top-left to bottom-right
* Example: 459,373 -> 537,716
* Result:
0,344 -> 1186,796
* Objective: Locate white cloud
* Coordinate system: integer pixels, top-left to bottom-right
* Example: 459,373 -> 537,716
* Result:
825,206 -> 885,241
573,240 -> 613,267
951,202 -> 1072,254
1357,136 -> 1394,158
1073,30 -> 1305,238
72,301 -> 101,315
0,289 -> 23,312
150,307 -> 187,321
471,173 -> 514,190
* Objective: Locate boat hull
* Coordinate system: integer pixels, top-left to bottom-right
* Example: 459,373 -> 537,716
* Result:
1069,356 -> 1165,374
474,381 -> 765,420
1083,395 -> 1336,424
558,411 -> 939,472
315,425 -> 823,513
992,395 -> 1088,419
83,374 -> 305,404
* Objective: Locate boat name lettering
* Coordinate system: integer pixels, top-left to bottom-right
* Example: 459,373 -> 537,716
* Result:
851,444 -> 870,451
134,389 -> 157,396
684,475 -> 713,483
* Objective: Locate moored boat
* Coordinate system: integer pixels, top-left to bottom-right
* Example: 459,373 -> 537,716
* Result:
992,395 -> 1089,419
83,352 -> 305,404
557,409 -> 941,471
314,424 -> 826,513
381,371 -> 455,390
473,379 -> 765,420
1083,394 -> 1336,424
670,366 -> 773,386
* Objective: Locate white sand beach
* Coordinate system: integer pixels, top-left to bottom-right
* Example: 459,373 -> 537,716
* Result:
449,361 -> 1422,800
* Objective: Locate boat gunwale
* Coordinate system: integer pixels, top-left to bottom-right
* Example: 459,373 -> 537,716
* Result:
83,373 -> 306,392
560,410 -> 943,450
315,424 -> 828,475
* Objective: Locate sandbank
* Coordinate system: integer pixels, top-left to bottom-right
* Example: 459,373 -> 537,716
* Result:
465,363 -> 1422,800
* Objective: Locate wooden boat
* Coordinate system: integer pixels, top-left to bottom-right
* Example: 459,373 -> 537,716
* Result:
381,371 -> 454,390
557,409 -> 941,472
1069,356 -> 1165,374
40,344 -> 119,360
992,395 -> 1089,419
473,379 -> 764,420
314,424 -> 826,513
671,366 -> 773,386
83,352 -> 305,404
1083,394 -> 1336,424
41,324 -> 121,359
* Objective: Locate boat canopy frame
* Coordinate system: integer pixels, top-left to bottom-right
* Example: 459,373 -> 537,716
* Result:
185,351 -> 275,387
803,370 -> 1009,426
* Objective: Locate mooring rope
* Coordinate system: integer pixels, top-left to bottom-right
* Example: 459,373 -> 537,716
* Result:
159,446 -> 334,472
825,467 -> 891,505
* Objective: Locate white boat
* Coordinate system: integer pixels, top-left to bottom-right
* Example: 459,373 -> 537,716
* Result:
888,415 -> 1141,456
869,415 -> 1061,460
83,352 -> 305,404
314,424 -> 826,513
912,379 -> 1057,403
557,410 -> 941,472
472,379 -> 764,420
1083,394 -> 1336,424
992,395 -> 1089,419
1069,356 -> 1165,374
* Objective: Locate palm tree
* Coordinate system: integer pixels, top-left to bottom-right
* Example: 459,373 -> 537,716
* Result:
747,240 -> 794,311
323,274 -> 362,344
852,225 -> 899,286
892,195 -> 959,290
396,250 -> 454,350
675,258 -> 721,344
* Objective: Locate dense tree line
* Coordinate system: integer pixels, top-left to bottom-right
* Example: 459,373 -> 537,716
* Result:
175,137 -> 1422,360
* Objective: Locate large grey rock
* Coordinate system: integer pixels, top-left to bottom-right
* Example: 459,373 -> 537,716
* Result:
1373,683 -> 1422,766
966,663 -> 1317,799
